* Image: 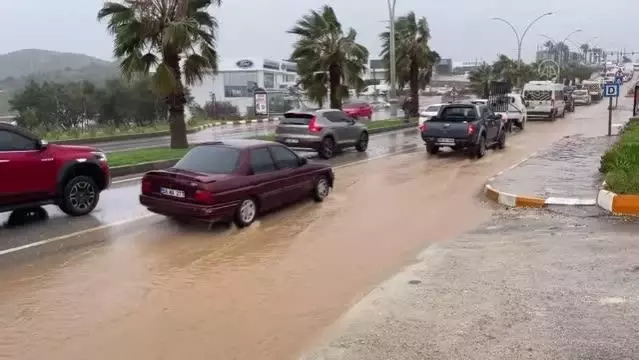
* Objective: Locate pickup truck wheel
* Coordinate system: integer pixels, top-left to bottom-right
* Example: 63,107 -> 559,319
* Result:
59,175 -> 100,216
497,130 -> 506,149
355,132 -> 369,152
474,136 -> 486,158
318,137 -> 335,159
426,144 -> 439,155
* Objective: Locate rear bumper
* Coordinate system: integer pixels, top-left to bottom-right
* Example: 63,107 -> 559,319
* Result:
527,110 -> 554,118
139,194 -> 237,221
421,134 -> 472,147
275,135 -> 322,150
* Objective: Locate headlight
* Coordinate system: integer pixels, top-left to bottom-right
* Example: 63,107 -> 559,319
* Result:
92,151 -> 107,162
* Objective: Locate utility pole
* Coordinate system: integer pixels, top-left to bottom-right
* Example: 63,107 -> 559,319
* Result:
387,0 -> 398,117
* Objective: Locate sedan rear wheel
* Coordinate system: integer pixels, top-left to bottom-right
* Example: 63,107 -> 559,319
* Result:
234,198 -> 257,228
312,176 -> 331,202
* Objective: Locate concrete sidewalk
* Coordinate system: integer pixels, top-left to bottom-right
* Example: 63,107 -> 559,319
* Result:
485,136 -> 617,207
300,208 -> 639,360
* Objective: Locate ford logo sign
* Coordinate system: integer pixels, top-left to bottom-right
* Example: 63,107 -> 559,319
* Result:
236,60 -> 253,68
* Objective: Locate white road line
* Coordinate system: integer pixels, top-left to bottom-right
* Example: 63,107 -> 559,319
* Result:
0,214 -> 157,257
3,144 -> 419,257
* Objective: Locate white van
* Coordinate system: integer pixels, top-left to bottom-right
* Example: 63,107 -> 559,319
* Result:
522,81 -> 566,120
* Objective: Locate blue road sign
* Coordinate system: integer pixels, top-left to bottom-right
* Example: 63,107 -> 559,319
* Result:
604,83 -> 620,97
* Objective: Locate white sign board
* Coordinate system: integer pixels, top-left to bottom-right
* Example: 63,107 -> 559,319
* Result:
254,93 -> 268,115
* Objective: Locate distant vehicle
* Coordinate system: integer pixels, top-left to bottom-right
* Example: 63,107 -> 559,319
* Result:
491,94 -> 528,131
139,140 -> 334,228
361,84 -> 389,96
418,104 -> 445,130
572,89 -> 592,105
582,80 -> 602,101
274,109 -> 369,159
342,101 -> 373,120
522,81 -> 567,120
420,103 -> 506,158
0,123 -> 110,216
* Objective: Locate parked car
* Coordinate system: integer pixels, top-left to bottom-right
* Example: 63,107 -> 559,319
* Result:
418,104 -> 445,131
0,123 -> 110,216
275,109 -> 369,159
139,140 -> 334,227
342,102 -> 373,120
420,103 -> 506,158
572,89 -> 592,105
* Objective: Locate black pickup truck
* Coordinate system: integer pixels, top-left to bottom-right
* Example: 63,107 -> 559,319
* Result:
420,103 -> 507,158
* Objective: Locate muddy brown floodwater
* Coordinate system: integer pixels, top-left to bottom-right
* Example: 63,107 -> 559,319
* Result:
0,94 -> 633,360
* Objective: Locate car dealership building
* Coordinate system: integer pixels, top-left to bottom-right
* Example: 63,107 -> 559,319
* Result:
190,57 -> 300,115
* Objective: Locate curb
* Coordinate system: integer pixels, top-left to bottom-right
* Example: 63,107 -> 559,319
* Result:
596,182 -> 639,215
483,151 -> 597,208
109,122 -> 417,179
209,117 -> 280,126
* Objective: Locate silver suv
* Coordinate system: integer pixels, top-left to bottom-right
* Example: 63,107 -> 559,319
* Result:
275,109 -> 369,159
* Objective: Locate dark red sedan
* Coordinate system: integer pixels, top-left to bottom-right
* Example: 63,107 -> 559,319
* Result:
139,140 -> 334,227
343,102 -> 373,120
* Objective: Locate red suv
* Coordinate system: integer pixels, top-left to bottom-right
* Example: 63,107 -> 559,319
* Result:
0,123 -> 110,216
343,102 -> 373,120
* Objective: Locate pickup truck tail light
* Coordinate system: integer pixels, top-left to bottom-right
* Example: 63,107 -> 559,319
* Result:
467,124 -> 476,135
308,116 -> 322,133
419,123 -> 427,132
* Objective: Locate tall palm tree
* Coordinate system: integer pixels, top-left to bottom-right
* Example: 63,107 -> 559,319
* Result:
288,5 -> 368,109
580,43 -> 589,64
543,40 -> 555,61
379,12 -> 437,115
97,0 -> 220,148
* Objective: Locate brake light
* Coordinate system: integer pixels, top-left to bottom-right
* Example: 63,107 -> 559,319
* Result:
308,116 -> 322,133
194,189 -> 214,203
468,124 -> 476,135
419,123 -> 427,132
141,178 -> 153,194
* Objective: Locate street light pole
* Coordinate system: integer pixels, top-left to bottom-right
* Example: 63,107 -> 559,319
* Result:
387,0 -> 398,117
491,12 -> 553,88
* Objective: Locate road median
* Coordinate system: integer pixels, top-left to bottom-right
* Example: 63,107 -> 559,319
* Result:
108,120 -> 417,178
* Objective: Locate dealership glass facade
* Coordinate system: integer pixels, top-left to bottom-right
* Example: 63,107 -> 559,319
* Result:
223,71 -> 258,97
264,72 -> 275,89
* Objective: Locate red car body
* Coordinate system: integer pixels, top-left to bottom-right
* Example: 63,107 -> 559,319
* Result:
343,102 -> 373,119
0,123 -> 110,215
139,139 -> 334,224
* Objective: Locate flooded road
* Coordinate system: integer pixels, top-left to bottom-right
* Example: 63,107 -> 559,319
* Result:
0,92 -> 634,360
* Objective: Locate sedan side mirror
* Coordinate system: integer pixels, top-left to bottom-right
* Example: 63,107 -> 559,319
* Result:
299,157 -> 308,166
36,139 -> 48,150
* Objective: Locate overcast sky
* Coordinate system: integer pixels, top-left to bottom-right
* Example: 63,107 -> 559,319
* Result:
1,0 -> 637,63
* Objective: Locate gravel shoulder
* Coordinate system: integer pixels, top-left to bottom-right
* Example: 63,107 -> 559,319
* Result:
300,207 -> 639,360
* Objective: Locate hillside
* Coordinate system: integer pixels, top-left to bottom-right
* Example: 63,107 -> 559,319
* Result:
0,49 -> 120,115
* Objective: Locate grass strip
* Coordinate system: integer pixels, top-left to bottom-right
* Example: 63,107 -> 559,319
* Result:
600,117 -> 639,194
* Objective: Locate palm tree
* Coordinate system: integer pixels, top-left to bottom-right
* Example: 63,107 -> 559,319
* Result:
543,40 -> 555,61
97,0 -> 220,148
288,5 -> 368,109
580,44 -> 589,64
468,63 -> 494,98
379,12 -> 437,115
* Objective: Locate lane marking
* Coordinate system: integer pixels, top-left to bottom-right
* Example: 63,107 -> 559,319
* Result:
0,214 -> 157,257
3,144 -> 420,257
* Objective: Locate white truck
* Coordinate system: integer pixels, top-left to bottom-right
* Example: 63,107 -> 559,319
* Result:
581,80 -> 602,101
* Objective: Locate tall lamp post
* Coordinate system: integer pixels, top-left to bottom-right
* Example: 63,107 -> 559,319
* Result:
491,12 -> 553,88
387,0 -> 398,117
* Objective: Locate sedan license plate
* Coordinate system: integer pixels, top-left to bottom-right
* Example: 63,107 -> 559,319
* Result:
436,138 -> 455,145
160,187 -> 185,198
285,138 -> 299,144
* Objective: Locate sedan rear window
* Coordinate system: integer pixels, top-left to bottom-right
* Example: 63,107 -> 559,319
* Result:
573,90 -> 588,95
281,113 -> 314,125
173,146 -> 240,174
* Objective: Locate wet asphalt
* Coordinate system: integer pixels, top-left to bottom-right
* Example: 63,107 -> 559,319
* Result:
0,85 -> 636,360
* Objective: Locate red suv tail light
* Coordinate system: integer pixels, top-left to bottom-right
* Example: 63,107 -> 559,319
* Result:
308,116 -> 322,133
194,189 -> 214,203
467,124 -> 476,135
141,178 -> 153,194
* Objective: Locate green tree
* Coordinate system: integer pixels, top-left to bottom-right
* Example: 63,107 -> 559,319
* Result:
97,0 -> 220,148
380,12 -> 438,114
580,43 -> 589,63
288,5 -> 369,109
468,63 -> 495,98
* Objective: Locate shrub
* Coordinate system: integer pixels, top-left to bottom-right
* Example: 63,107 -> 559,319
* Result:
600,118 -> 639,194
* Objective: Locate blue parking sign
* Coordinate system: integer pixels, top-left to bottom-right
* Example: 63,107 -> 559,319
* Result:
604,83 -> 620,97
